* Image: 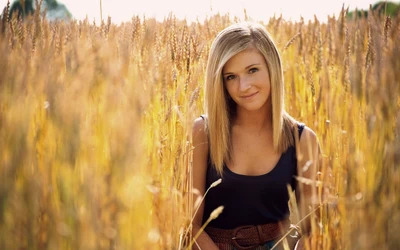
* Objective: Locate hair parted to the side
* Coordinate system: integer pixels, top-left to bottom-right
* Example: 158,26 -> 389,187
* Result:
204,22 -> 296,175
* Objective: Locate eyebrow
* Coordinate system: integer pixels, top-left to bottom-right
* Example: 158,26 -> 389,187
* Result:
223,63 -> 261,75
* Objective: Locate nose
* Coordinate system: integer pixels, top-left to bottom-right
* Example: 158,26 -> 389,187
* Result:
239,76 -> 252,92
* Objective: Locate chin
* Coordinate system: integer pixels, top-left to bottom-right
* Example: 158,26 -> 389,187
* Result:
240,104 -> 266,112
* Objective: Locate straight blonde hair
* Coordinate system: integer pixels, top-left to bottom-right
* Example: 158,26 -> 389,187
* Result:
204,22 -> 296,175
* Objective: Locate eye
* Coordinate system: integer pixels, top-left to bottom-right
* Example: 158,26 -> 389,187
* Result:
225,75 -> 236,81
249,68 -> 259,74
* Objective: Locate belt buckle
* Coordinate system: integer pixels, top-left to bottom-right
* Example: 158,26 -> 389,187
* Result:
231,225 -> 259,250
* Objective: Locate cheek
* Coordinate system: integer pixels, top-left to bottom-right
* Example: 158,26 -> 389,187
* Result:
224,82 -> 236,94
257,73 -> 271,88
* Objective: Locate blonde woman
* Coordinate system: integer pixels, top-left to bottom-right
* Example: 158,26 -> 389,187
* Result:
192,22 -> 321,250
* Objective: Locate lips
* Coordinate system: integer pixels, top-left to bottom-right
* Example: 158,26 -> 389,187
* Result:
241,92 -> 258,99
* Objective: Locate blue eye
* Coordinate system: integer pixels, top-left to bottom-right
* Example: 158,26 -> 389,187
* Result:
249,68 -> 259,74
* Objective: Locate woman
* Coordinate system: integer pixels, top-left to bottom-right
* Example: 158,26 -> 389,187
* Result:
191,22 -> 321,250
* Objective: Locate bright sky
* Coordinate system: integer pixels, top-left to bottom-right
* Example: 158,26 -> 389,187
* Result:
1,0 -> 377,23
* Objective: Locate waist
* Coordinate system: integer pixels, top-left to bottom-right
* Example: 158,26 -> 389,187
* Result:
205,219 -> 290,250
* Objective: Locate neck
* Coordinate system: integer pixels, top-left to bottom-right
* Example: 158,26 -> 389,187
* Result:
233,104 -> 272,131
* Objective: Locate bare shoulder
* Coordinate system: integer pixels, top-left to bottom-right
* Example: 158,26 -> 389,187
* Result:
192,117 -> 208,144
193,117 -> 207,134
192,116 -> 209,163
299,126 -> 318,148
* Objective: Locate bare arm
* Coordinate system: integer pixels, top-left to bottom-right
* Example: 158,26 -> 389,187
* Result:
191,117 -> 219,250
295,126 -> 321,248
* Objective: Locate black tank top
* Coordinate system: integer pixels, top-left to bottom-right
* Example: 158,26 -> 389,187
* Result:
202,123 -> 305,229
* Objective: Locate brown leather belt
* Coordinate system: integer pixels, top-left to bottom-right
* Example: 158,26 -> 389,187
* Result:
205,220 -> 291,250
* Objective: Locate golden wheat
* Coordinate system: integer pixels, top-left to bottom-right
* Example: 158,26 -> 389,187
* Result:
0,6 -> 399,250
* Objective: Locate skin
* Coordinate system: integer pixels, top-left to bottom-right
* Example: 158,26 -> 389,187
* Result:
192,47 -> 319,250
223,47 -> 279,175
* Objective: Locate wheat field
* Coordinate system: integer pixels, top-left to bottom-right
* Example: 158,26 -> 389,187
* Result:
0,2 -> 399,249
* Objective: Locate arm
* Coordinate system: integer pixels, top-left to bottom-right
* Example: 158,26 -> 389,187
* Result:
295,126 -> 321,249
191,117 -> 219,250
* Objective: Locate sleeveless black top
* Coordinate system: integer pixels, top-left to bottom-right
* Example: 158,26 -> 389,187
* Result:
202,123 -> 305,229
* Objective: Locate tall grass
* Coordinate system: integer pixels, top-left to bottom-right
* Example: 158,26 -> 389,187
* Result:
0,4 -> 399,250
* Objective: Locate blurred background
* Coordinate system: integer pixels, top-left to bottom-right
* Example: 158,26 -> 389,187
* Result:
0,1 -> 399,250
2,0 -> 398,23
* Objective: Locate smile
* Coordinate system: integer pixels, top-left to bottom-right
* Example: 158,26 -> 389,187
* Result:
241,92 -> 258,99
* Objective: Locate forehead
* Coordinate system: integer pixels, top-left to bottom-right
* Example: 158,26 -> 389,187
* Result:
223,48 -> 266,73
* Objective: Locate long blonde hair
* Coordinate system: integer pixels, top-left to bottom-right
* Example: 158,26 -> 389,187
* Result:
204,22 -> 296,175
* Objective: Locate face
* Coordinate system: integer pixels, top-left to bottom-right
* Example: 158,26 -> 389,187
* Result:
222,47 -> 271,113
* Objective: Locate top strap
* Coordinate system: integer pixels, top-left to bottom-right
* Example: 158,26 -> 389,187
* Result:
297,123 -> 305,139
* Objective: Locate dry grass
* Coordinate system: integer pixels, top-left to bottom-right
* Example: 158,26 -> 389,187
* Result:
0,5 -> 399,250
